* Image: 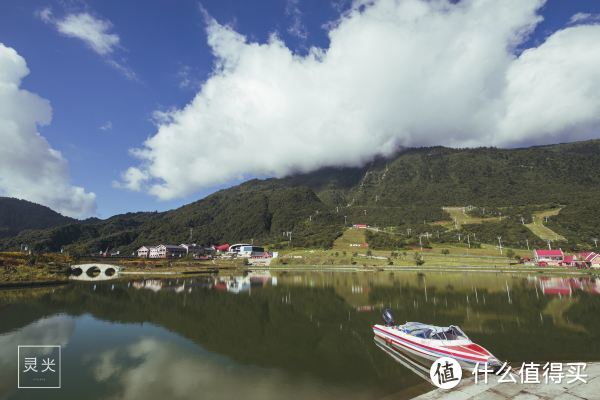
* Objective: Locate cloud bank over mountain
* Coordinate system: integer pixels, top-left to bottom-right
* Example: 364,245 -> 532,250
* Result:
0,43 -> 96,218
121,0 -> 600,200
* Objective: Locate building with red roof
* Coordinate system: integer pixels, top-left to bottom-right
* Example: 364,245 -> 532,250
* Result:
214,243 -> 231,252
577,252 -> 600,268
561,255 -> 575,267
533,249 -> 564,266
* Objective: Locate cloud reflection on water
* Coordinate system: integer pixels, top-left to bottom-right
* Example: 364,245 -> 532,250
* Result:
0,314 -> 74,397
88,336 -> 374,400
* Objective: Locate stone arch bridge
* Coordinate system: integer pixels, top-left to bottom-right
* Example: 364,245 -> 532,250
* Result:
70,263 -> 122,281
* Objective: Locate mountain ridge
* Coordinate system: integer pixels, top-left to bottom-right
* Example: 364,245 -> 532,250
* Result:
0,197 -> 75,239
1,139 -> 599,254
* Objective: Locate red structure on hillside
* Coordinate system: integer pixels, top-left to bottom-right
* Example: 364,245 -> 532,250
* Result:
214,243 -> 230,252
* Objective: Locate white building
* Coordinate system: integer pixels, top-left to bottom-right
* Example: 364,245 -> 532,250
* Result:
137,246 -> 152,258
150,244 -> 186,259
227,244 -> 252,256
149,246 -> 160,258
238,245 -> 266,258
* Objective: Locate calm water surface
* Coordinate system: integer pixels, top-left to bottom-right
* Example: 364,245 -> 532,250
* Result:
1,270 -> 600,399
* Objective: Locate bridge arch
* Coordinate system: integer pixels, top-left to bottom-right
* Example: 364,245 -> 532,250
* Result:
86,265 -> 101,277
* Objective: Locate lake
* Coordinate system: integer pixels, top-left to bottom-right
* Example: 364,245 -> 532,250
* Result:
1,270 -> 599,399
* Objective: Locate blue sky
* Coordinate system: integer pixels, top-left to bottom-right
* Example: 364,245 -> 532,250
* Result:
1,0 -> 600,219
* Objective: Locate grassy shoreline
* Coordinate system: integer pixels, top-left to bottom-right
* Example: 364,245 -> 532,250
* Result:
262,263 -> 598,276
2,248 -> 597,289
2,262 -> 596,289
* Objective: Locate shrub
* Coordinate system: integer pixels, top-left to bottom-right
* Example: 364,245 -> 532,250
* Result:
414,252 -> 425,266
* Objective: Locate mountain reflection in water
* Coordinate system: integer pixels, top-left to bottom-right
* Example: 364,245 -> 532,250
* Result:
1,270 -> 599,399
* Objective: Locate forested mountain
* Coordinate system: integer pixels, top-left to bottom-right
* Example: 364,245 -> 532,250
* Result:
0,197 -> 75,238
2,140 -> 599,254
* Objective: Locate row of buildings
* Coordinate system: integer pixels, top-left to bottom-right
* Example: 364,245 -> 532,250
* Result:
136,243 -> 273,259
532,249 -> 600,268
137,244 -> 211,259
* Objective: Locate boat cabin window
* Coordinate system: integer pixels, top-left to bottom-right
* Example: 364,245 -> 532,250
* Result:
430,326 -> 468,340
406,328 -> 432,338
403,324 -> 468,340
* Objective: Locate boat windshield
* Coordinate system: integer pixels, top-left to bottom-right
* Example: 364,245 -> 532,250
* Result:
402,323 -> 469,340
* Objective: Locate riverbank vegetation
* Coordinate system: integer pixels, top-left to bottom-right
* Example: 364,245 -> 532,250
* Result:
1,252 -> 70,284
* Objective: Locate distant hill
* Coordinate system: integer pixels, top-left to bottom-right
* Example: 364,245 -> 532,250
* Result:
1,140 -> 599,253
0,197 -> 75,239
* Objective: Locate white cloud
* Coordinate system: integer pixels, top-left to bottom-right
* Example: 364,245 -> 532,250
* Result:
569,12 -> 600,25
499,25 -> 600,145
36,6 -> 53,23
120,0 -> 600,200
106,58 -> 137,81
286,0 -> 308,40
331,0 -> 352,14
150,108 -> 177,126
112,167 -> 148,191
176,64 -> 201,90
0,43 -> 96,218
37,7 -> 136,79
99,120 -> 113,131
55,12 -> 120,55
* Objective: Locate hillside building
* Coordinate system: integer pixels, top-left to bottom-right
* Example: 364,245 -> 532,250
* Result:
533,249 -> 564,266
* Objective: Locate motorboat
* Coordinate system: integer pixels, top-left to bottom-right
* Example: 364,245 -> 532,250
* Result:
373,309 -> 502,371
